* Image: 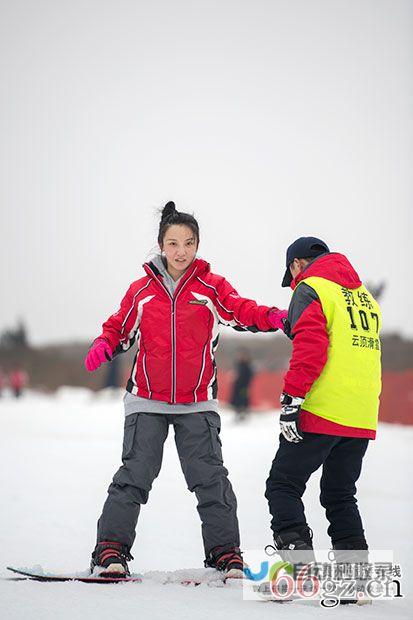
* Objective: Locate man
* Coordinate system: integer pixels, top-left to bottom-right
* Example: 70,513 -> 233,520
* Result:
230,348 -> 254,422
265,237 -> 382,562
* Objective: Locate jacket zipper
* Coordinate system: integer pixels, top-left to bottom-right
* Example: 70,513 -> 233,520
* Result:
171,300 -> 176,403
145,264 -> 197,404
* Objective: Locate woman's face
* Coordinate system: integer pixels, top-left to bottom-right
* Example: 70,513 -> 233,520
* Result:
161,224 -> 198,275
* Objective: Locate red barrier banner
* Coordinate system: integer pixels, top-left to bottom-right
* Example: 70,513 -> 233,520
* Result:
219,370 -> 413,425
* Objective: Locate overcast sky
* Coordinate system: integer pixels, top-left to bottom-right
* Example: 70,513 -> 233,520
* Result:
1,0 -> 412,345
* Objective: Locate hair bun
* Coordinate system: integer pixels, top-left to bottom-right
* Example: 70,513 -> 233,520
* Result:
161,201 -> 177,221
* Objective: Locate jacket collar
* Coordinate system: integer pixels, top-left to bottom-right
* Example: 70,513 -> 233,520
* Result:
291,252 -> 362,291
144,257 -> 210,296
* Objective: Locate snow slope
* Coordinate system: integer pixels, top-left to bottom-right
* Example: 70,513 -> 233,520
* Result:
0,389 -> 411,619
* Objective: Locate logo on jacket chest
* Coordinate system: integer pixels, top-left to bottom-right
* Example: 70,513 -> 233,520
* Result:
188,299 -> 208,306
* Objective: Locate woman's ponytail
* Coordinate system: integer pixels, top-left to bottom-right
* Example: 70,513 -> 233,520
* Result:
161,201 -> 177,222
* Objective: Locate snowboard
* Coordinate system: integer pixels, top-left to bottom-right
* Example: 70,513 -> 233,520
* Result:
5,566 -> 240,587
181,567 -> 245,586
252,580 -> 372,606
5,566 -> 142,584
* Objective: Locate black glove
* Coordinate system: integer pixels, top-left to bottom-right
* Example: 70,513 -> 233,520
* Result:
280,392 -> 305,443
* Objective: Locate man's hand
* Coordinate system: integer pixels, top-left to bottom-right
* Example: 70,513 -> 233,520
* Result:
280,392 -> 305,443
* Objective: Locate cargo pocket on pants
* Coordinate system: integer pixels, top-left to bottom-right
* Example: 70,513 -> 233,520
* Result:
205,412 -> 223,461
122,413 -> 138,460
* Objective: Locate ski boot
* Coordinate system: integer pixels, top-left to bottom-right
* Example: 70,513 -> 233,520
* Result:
90,541 -> 133,578
270,525 -> 315,565
331,536 -> 371,605
205,543 -> 245,579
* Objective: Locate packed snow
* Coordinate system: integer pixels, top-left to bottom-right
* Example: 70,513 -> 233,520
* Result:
0,388 -> 411,619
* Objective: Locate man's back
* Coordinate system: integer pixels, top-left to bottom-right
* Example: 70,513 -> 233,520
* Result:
285,252 -> 382,439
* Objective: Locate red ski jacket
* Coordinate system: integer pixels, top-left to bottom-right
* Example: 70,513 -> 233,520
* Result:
97,258 -> 275,404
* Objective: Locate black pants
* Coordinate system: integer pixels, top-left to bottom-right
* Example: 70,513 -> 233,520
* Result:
265,433 -> 369,544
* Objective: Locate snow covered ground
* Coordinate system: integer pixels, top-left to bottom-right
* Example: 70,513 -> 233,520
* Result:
0,388 -> 411,619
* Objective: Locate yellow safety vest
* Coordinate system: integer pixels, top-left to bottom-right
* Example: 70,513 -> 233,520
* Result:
297,276 -> 382,431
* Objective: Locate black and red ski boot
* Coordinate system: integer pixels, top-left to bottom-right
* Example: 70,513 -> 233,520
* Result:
90,541 -> 133,578
205,544 -> 245,579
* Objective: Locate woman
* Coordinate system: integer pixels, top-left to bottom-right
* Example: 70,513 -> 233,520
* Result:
85,202 -> 286,578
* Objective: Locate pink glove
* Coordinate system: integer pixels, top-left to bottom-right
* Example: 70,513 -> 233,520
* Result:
84,339 -> 112,372
268,309 -> 288,330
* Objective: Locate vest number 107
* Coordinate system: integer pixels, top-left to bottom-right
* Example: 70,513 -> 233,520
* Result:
346,307 -> 379,333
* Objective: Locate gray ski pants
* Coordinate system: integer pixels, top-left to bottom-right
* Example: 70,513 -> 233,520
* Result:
96,411 -> 240,556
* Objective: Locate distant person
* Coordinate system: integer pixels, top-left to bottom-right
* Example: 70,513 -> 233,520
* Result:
265,237 -> 382,590
0,367 -> 5,397
84,202 -> 287,578
103,355 -> 121,391
230,349 -> 254,422
9,368 -> 28,398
